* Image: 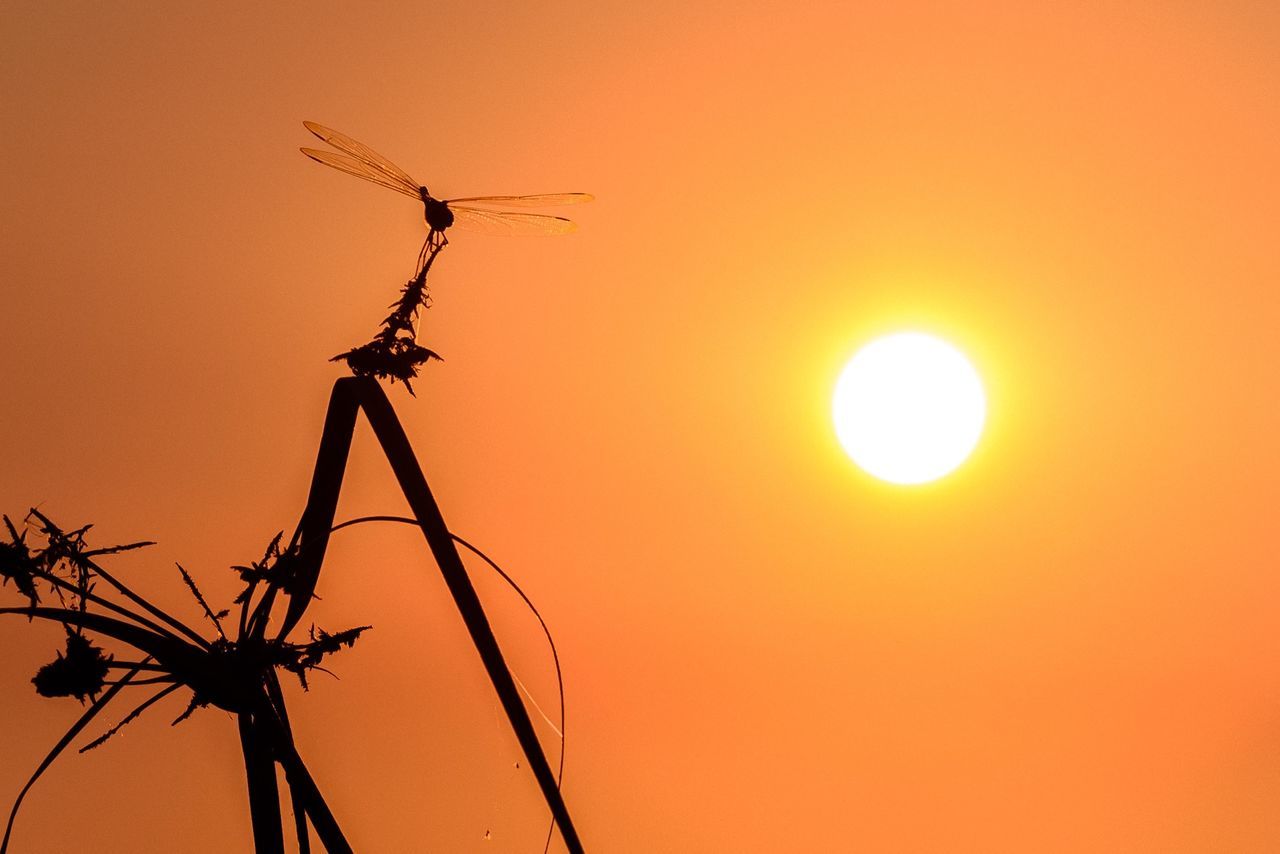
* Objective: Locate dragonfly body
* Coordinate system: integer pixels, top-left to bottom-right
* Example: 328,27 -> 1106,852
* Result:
417,188 -> 455,232
300,121 -> 591,238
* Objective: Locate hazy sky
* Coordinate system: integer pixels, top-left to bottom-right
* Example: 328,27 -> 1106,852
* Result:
3,2 -> 1280,851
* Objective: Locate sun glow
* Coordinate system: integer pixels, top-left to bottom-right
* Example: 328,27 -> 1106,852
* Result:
832,332 -> 986,485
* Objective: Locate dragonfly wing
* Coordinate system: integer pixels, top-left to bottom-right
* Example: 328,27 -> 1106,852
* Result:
301,148 -> 422,199
450,205 -> 578,236
446,193 -> 594,207
302,121 -> 421,190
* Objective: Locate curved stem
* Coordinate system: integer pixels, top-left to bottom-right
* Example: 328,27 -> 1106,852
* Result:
106,660 -> 169,672
83,561 -> 211,649
359,380 -> 584,853
452,532 -> 566,854
79,682 -> 182,753
38,572 -> 206,650
274,378 -> 363,643
333,516 -> 568,763
2,662 -> 148,854
0,608 -> 205,674
24,509 -> 209,649
103,675 -> 177,686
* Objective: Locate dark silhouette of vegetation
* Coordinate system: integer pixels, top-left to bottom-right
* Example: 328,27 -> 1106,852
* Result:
0,120 -> 591,853
0,377 -> 583,852
330,233 -> 445,394
0,509 -> 370,854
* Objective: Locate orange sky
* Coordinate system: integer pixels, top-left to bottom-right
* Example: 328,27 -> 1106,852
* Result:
3,1 -> 1280,851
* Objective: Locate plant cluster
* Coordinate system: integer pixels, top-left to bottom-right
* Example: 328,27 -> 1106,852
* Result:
330,234 -> 447,394
0,509 -> 368,854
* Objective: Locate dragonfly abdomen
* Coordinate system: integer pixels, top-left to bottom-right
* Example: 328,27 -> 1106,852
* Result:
418,187 -> 455,231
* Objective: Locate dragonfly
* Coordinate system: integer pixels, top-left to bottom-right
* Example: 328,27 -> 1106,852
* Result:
300,121 -> 593,251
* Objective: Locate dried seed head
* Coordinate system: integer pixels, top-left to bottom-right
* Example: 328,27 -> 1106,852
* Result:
32,633 -> 112,702
0,517 -> 41,606
331,336 -> 441,394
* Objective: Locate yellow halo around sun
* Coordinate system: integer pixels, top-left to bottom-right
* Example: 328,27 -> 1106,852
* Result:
832,332 -> 986,485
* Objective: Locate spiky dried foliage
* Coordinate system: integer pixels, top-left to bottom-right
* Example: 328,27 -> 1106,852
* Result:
330,234 -> 447,395
0,517 -> 40,606
0,509 -> 371,854
1,377 -> 583,854
32,632 -> 112,702
232,531 -> 305,602
330,336 -> 440,394
281,626 -> 372,691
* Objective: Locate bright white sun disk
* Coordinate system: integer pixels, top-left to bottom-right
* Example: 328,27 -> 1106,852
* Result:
832,332 -> 986,484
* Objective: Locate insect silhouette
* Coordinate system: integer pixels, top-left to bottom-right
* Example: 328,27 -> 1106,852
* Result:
300,121 -> 593,250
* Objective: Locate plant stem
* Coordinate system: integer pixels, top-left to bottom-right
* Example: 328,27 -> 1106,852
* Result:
360,378 -> 585,854
39,570 -> 203,649
2,663 -> 147,854
26,509 -> 210,649
273,379 -> 362,643
238,712 -> 285,854
84,560 -> 212,648
0,608 -> 204,671
264,376 -> 588,851
265,675 -> 311,854
270,727 -> 353,854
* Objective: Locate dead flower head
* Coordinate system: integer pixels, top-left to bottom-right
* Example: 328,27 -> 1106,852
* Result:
32,632 -> 112,702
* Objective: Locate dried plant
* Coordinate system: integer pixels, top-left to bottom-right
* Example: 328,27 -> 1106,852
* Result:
0,510 -> 370,854
0,120 -> 590,854
330,233 -> 446,395
309,119 -> 591,396
1,378 -> 579,854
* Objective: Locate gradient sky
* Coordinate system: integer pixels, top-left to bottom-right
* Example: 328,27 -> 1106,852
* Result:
3,2 -> 1280,851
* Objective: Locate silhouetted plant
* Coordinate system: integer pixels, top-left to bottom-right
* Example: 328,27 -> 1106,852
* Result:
1,120 -> 590,854
32,632 -> 112,701
0,385 -> 579,854
0,510 -> 371,854
330,233 -> 446,395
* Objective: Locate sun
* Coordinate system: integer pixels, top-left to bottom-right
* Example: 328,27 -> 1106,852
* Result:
832,332 -> 986,485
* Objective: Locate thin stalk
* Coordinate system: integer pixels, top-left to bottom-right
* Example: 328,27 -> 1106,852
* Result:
359,378 -> 585,854
331,514 -> 568,852
103,675 -> 178,686
106,660 -> 170,672
0,608 -> 205,671
36,570 -> 205,650
27,509 -> 210,649
453,532 -> 566,854
249,690 -> 351,854
238,711 -> 285,854
177,562 -> 227,640
79,682 -> 182,752
81,560 -> 211,649
254,376 -> 585,850
265,674 -> 311,854
274,379 -> 362,643
265,719 -> 353,854
238,581 -> 254,640
2,663 -> 146,854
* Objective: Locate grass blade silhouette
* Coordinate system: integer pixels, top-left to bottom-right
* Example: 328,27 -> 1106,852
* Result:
329,515 -> 569,854
1,663 -> 147,853
265,674 -> 311,854
271,377 -> 586,851
358,379 -> 585,854
239,708 -> 285,854
79,681 -> 182,753
275,379 -> 362,643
